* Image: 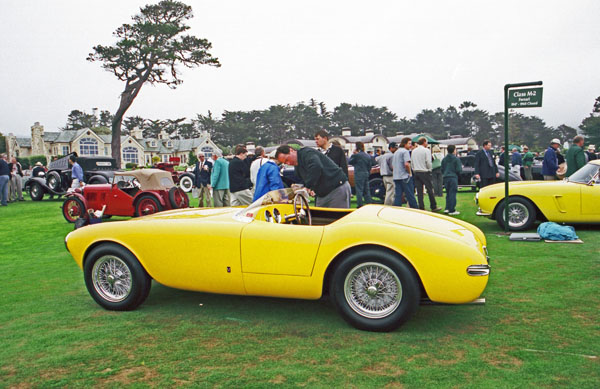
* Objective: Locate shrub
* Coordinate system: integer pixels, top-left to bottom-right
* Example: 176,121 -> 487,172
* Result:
17,157 -> 30,169
125,163 -> 138,169
29,155 -> 48,167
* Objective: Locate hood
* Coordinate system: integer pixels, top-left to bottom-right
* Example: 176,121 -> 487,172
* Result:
136,207 -> 239,221
378,207 -> 484,248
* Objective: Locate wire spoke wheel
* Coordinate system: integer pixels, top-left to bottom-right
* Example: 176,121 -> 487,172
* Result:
92,255 -> 133,303
344,262 -> 402,319
505,202 -> 529,228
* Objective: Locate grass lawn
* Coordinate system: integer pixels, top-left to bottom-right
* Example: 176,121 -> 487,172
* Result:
0,192 -> 598,387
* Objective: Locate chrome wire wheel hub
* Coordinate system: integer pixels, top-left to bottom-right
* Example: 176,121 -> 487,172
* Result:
92,256 -> 132,302
344,262 -> 402,319
507,203 -> 528,228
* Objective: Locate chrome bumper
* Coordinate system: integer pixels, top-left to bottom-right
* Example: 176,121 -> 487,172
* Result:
467,264 -> 491,276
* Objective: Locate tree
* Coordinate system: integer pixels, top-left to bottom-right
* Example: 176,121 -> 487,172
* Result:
579,97 -> 600,147
99,110 -> 114,127
123,116 -> 146,134
87,1 -> 220,166
62,109 -> 97,130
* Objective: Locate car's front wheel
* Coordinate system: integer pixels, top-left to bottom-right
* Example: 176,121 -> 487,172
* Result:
495,197 -> 536,231
29,182 -> 44,201
331,249 -> 420,332
47,171 -> 61,192
84,243 -> 151,311
178,174 -> 194,192
62,197 -> 86,223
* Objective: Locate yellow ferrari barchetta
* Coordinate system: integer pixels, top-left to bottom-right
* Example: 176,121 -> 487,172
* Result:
65,188 -> 490,332
476,160 -> 600,231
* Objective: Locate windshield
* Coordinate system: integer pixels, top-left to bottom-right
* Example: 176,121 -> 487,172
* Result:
233,187 -> 308,222
568,163 -> 600,184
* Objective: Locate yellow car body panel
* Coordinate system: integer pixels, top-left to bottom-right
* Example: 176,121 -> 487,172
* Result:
477,160 -> 600,223
66,201 -> 489,304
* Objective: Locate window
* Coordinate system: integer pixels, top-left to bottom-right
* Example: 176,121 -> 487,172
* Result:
166,141 -> 172,148
79,138 -> 98,156
201,146 -> 213,159
122,147 -> 139,165
62,146 -> 69,155
150,140 -> 157,147
104,147 -> 109,156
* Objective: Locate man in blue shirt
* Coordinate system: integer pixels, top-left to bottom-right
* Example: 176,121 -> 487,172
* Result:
69,155 -> 84,188
392,137 -> 418,208
542,138 -> 561,180
348,141 -> 373,207
0,154 -> 10,206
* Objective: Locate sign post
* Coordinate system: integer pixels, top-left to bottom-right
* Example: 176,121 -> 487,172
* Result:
503,81 -> 543,233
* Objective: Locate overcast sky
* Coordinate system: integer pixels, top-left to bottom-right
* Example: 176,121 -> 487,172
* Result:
1,0 -> 599,137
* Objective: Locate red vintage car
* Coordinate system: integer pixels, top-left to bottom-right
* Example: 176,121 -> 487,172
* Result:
62,169 -> 189,223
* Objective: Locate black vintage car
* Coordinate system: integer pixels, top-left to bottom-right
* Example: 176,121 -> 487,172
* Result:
24,153 -> 120,201
458,155 -> 522,190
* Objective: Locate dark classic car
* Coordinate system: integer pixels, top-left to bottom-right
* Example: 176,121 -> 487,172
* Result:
24,153 -> 120,201
62,169 -> 189,223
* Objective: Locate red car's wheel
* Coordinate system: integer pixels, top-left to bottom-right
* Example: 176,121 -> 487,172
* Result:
135,194 -> 163,217
168,187 -> 189,209
63,197 -> 85,223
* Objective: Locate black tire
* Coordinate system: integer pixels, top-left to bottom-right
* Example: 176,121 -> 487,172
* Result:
84,243 -> 151,311
331,249 -> 420,332
62,197 -> 86,223
369,178 -> 385,204
178,174 -> 194,193
47,171 -> 61,192
168,187 -> 189,209
495,197 -> 537,231
88,175 -> 108,185
134,194 -> 163,217
29,182 -> 44,201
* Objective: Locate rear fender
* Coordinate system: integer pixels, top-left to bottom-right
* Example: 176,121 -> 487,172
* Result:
134,191 -> 167,207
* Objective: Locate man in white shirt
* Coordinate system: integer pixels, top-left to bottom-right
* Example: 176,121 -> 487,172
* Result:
376,142 -> 397,205
411,137 -> 441,212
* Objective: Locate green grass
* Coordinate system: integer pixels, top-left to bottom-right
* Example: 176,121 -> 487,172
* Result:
1,193 -> 598,388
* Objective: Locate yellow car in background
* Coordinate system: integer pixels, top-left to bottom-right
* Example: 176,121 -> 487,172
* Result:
476,160 -> 600,231
65,188 -> 490,332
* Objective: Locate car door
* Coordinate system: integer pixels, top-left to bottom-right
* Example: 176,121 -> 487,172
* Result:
580,183 -> 600,219
240,221 -> 324,276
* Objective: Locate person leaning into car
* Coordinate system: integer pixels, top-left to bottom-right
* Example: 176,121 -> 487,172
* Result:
229,145 -> 253,206
193,151 -> 213,207
565,135 -> 586,178
474,140 -> 499,188
276,145 -> 351,208
69,154 -> 84,188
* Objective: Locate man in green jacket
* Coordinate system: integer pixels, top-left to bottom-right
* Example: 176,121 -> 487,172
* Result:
522,146 -> 534,180
441,145 -> 462,215
565,136 -> 586,177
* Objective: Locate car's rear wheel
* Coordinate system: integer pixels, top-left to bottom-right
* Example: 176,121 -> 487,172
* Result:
331,249 -> 420,332
135,194 -> 163,216
84,243 -> 151,311
169,187 -> 189,209
88,175 -> 108,185
62,197 -> 86,223
495,197 -> 536,231
47,171 -> 61,192
369,178 -> 385,204
178,175 -> 194,192
29,182 -> 44,201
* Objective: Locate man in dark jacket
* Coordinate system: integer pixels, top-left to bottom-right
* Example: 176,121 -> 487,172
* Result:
276,145 -> 351,208
314,129 -> 348,179
193,151 -> 213,207
542,138 -> 561,180
474,140 -> 499,188
441,145 -> 462,215
0,154 -> 10,206
229,145 -> 253,206
348,141 -> 373,207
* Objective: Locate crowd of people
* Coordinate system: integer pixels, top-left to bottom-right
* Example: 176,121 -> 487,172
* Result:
1,133 -> 595,212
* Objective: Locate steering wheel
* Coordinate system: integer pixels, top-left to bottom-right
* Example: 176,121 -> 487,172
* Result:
293,193 -> 312,225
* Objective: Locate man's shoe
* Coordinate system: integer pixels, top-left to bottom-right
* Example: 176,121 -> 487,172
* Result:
432,207 -> 442,212
449,211 -> 460,215
443,209 -> 449,213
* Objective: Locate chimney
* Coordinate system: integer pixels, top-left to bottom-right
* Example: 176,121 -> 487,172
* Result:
365,129 -> 374,137
342,127 -> 351,136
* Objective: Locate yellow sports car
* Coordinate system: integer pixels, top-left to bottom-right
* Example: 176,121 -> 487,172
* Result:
476,160 -> 600,231
65,188 -> 490,332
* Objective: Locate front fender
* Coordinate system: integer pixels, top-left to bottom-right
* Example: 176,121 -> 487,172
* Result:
66,192 -> 89,210
25,176 -> 49,190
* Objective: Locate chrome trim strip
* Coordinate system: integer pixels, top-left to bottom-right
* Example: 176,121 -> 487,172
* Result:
467,264 -> 490,276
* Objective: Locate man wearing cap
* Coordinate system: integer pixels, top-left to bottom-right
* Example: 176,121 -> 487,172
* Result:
522,146 -> 534,180
32,161 -> 46,178
542,139 -> 561,180
586,145 -> 597,161
565,136 -> 586,177
376,142 -> 398,205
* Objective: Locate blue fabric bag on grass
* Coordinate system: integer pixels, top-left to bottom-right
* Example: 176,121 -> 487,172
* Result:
537,222 -> 578,241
